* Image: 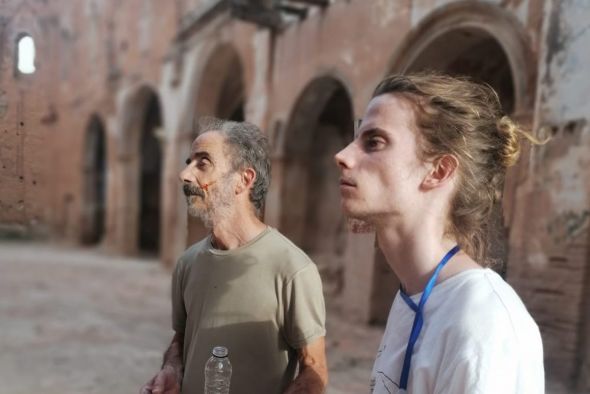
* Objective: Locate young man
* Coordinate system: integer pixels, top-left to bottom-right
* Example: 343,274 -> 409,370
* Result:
335,73 -> 544,393
141,118 -> 327,394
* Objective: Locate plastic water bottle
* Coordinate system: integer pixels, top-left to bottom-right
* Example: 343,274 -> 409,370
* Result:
204,346 -> 232,394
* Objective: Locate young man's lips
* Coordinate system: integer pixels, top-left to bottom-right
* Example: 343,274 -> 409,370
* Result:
339,177 -> 356,187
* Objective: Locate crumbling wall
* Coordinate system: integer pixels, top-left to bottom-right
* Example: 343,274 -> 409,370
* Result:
507,0 -> 590,390
0,1 -> 55,238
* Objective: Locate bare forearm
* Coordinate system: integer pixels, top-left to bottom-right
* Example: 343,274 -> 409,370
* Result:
162,332 -> 184,382
284,365 -> 327,394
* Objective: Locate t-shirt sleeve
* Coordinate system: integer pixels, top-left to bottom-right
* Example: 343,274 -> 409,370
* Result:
432,288 -> 545,394
433,333 -> 543,394
435,349 -> 517,394
171,258 -> 186,333
282,263 -> 326,349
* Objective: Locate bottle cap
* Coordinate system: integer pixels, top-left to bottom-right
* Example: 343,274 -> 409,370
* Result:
212,346 -> 228,358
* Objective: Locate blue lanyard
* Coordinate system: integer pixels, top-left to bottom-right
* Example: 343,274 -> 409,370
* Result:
398,245 -> 461,390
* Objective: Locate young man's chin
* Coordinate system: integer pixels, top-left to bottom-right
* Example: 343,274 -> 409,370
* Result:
340,200 -> 364,218
346,218 -> 375,233
338,207 -> 371,232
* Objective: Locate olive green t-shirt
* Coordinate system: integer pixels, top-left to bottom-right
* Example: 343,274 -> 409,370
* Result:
172,227 -> 326,394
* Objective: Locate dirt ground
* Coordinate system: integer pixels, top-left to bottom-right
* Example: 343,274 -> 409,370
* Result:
0,241 -> 572,394
0,241 -> 382,394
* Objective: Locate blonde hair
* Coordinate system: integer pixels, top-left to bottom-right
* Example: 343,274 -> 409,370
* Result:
373,73 -> 545,264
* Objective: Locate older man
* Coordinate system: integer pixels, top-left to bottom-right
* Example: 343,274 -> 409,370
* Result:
141,118 -> 327,394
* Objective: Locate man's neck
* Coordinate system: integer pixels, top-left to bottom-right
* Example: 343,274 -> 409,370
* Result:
376,221 -> 479,296
210,209 -> 267,250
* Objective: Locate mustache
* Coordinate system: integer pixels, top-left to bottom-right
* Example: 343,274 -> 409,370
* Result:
183,183 -> 205,198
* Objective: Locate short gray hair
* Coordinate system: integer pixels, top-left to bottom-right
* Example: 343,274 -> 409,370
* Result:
196,117 -> 271,214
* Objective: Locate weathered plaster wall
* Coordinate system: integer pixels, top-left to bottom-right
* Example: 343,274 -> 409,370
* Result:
507,0 -> 590,390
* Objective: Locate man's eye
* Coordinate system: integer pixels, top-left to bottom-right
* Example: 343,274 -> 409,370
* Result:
185,158 -> 192,165
365,138 -> 385,150
197,159 -> 210,168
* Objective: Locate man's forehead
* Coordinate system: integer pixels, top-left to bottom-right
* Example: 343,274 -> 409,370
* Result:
191,130 -> 225,152
355,106 -> 385,138
357,94 -> 415,136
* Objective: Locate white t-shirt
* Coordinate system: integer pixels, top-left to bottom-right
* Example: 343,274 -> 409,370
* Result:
370,268 -> 544,394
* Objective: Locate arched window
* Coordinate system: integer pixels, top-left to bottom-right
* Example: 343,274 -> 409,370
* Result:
16,35 -> 36,75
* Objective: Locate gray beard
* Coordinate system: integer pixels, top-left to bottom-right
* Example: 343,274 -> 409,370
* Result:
186,177 -> 234,228
187,196 -> 213,227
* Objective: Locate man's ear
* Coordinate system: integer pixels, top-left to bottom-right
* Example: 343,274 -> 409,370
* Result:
422,154 -> 459,190
236,168 -> 257,194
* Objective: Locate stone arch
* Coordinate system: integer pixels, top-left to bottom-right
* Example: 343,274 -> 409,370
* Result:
80,114 -> 107,245
185,43 -> 246,246
388,1 -> 535,114
195,43 -> 246,121
369,1 -> 536,324
280,76 -> 354,295
117,85 -> 164,256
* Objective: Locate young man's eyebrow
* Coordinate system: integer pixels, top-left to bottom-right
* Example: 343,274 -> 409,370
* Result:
359,127 -> 388,138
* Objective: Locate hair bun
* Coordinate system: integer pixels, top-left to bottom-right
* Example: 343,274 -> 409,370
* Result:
496,116 -> 521,168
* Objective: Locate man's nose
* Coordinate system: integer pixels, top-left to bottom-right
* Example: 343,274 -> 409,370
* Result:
179,164 -> 194,184
334,143 -> 354,170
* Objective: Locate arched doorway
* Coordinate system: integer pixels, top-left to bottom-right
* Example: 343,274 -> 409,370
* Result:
403,29 -> 515,112
281,77 -> 353,295
368,2 -> 535,324
81,115 -> 106,245
186,44 -> 246,246
389,2 -> 534,114
195,44 -> 245,120
138,93 -> 163,254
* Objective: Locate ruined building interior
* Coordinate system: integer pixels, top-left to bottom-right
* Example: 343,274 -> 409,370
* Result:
0,0 -> 589,393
